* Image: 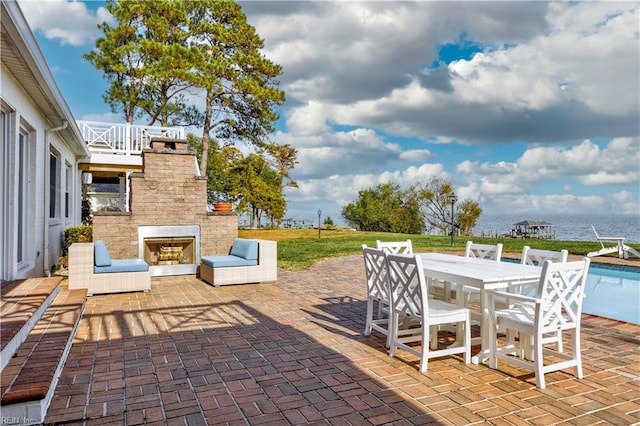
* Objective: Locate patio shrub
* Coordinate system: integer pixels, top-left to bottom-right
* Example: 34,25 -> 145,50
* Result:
59,225 -> 93,268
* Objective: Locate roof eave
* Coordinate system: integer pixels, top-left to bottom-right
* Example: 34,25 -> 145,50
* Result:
1,1 -> 90,159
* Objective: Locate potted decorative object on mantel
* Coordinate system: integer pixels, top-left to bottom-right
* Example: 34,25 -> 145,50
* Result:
208,189 -> 236,211
212,200 -> 233,211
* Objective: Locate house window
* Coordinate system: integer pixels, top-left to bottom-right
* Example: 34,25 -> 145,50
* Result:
17,128 -> 29,264
65,163 -> 72,218
49,150 -> 60,218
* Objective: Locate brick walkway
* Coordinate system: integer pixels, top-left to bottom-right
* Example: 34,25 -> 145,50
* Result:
46,255 -> 640,425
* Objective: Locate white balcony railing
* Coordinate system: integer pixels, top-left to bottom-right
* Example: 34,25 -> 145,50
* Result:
77,120 -> 185,155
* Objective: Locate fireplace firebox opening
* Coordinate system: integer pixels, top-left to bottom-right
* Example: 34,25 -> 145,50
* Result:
138,225 -> 200,276
144,237 -> 195,266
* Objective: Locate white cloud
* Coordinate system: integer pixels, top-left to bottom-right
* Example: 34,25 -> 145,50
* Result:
250,1 -> 638,146
399,149 -> 433,162
285,101 -> 331,135
19,0 -> 110,46
518,138 -> 640,184
78,112 -> 121,123
581,171 -> 639,186
455,138 -> 639,192
281,127 -> 403,180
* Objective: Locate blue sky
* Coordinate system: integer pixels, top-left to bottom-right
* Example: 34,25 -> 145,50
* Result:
18,0 -> 640,226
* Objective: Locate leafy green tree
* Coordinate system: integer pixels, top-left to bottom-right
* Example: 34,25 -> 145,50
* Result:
411,177 -> 482,235
189,134 -> 293,224
86,0 -> 289,179
388,193 -> 425,235
207,144 -> 243,204
457,198 -> 483,235
341,183 -> 425,233
268,144 -> 299,190
85,0 -> 193,125
234,154 -> 285,228
188,134 -> 238,203
186,0 -> 286,176
342,179 -> 481,235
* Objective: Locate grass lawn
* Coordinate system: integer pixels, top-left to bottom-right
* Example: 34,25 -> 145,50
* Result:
237,228 -> 633,270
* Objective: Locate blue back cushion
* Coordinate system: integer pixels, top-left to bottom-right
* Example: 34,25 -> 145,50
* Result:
230,238 -> 259,261
94,240 -> 112,267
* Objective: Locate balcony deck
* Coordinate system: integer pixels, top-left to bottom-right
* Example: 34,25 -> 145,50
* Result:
77,120 -> 186,167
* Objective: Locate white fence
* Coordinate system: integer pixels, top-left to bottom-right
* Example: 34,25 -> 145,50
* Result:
77,121 -> 185,155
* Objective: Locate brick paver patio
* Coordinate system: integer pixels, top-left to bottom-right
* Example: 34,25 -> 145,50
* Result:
46,255 -> 640,425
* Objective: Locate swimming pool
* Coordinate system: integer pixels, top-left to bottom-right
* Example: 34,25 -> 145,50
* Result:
583,263 -> 639,324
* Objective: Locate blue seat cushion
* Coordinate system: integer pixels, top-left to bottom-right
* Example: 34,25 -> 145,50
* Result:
94,258 -> 149,273
230,239 -> 259,261
94,240 -> 112,267
201,255 -> 258,268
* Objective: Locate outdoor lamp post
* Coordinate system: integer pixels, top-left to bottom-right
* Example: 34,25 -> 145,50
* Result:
448,192 -> 457,246
317,209 -> 322,239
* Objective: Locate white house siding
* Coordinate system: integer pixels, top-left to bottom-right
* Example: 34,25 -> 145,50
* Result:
1,1 -> 89,281
2,66 -> 43,279
47,126 -> 84,275
1,66 -> 84,278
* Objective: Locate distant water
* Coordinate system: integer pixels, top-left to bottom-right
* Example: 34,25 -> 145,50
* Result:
473,214 -> 640,243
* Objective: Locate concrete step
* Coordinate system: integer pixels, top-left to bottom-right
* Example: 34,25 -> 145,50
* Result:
0,281 -> 86,425
1,278 -> 61,371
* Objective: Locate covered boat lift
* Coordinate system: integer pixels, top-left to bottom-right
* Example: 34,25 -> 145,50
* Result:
509,220 -> 555,239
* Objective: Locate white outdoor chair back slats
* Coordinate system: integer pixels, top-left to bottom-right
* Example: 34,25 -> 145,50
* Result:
376,239 -> 413,255
386,253 -> 471,373
387,254 -> 423,319
515,246 -> 570,355
363,245 -> 389,301
488,258 -> 590,389
465,241 -> 503,261
538,261 -> 586,329
362,245 -> 392,346
517,246 -> 568,295
521,246 -> 568,266
452,242 -> 504,324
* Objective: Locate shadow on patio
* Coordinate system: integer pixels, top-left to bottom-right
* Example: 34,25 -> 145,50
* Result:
47,289 -> 437,424
46,254 -> 640,425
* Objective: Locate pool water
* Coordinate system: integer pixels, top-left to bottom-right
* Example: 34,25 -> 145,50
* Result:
583,264 -> 640,324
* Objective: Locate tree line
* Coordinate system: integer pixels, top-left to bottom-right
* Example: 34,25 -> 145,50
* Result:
341,177 -> 482,235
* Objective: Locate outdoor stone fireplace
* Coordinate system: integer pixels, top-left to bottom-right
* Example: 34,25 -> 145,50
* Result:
92,139 -> 238,275
138,225 -> 200,276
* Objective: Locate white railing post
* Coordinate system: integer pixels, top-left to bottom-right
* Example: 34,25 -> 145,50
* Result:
125,123 -> 132,155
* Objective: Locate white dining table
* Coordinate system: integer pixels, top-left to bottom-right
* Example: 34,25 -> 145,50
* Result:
418,252 -> 542,364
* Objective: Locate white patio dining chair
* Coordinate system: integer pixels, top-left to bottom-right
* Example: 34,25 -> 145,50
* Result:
362,245 -> 393,347
386,253 -> 471,373
376,239 -> 413,255
515,246 -> 569,357
442,242 -> 503,320
488,258 -> 590,389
